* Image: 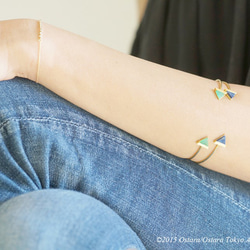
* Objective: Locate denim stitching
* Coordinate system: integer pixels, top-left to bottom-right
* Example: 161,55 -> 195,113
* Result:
1,116 -> 250,215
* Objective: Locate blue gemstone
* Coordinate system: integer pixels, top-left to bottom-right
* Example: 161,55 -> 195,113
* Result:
216,135 -> 226,145
227,91 -> 235,99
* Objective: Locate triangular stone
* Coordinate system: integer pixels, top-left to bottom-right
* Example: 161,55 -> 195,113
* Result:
214,135 -> 226,147
214,88 -> 226,100
225,89 -> 237,100
197,137 -> 209,149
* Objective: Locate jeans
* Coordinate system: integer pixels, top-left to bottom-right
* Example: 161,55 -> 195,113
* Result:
0,77 -> 249,250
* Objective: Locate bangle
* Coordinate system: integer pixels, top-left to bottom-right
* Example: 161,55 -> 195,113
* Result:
36,20 -> 42,83
195,134 -> 226,163
188,135 -> 226,163
214,79 -> 237,100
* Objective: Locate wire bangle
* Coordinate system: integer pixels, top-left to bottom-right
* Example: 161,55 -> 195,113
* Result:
188,135 -> 226,164
36,20 -> 42,83
194,145 -> 218,164
188,79 -> 233,164
214,79 -> 237,100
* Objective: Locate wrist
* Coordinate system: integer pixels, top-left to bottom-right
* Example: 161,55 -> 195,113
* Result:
6,19 -> 38,81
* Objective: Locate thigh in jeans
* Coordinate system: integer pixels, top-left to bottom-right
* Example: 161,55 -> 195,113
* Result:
0,189 -> 145,250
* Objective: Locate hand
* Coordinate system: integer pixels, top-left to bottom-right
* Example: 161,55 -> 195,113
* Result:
0,19 -> 38,81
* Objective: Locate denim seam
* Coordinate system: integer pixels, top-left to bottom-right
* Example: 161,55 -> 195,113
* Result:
1,116 -> 250,215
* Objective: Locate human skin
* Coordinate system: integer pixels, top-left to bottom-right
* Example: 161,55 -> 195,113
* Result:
137,0 -> 148,21
0,19 -> 250,182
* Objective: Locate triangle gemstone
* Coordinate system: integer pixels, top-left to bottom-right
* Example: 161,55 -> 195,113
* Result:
214,135 -> 226,147
226,89 -> 236,100
214,88 -> 226,100
197,137 -> 209,149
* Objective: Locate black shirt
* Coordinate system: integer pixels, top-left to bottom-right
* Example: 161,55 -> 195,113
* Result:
132,0 -> 250,85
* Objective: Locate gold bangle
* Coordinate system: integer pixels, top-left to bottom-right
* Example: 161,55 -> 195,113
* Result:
214,79 -> 237,100
188,134 -> 226,164
194,134 -> 226,163
36,20 -> 42,83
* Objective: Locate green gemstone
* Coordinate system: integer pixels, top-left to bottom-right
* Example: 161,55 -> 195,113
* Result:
197,137 -> 209,149
215,89 -> 226,100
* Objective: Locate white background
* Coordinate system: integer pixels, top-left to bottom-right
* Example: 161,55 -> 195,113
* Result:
0,0 -> 139,53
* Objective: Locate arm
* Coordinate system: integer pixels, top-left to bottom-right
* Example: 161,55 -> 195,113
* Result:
137,0 -> 148,21
2,19 -> 250,182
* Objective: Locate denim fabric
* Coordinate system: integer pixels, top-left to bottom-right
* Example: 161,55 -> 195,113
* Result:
0,189 -> 143,250
0,77 -> 250,249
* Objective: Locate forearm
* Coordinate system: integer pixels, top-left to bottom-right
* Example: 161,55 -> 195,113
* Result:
137,0 -> 148,21
22,21 -> 250,181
